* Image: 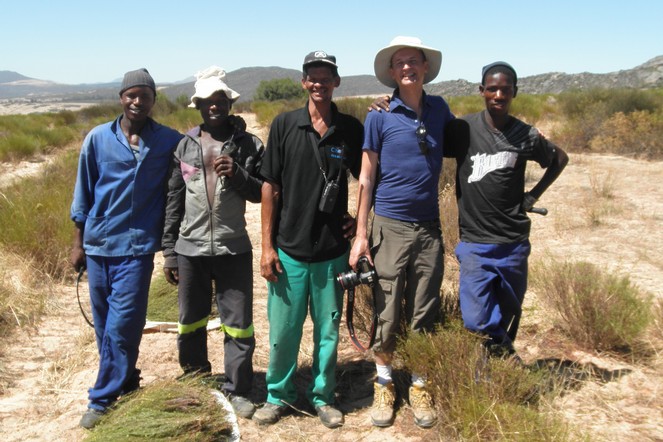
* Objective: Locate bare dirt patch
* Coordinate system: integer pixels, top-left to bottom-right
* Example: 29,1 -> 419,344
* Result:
0,115 -> 661,441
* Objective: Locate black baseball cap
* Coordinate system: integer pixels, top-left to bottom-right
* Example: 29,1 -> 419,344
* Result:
303,51 -> 338,72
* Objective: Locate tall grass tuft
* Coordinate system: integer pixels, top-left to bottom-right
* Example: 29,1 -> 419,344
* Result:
0,263 -> 44,337
400,322 -> 570,441
251,99 -> 304,128
530,259 -> 653,353
147,276 -> 179,322
335,96 -> 375,122
85,378 -> 234,441
0,150 -> 78,281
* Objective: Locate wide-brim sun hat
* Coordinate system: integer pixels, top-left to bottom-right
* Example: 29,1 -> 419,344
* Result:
189,66 -> 240,108
374,36 -> 442,89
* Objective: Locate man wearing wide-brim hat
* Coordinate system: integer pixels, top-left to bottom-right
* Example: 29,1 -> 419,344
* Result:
350,36 -> 454,429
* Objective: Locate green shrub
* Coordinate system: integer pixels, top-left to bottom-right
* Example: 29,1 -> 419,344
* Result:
78,102 -> 122,122
401,322 -> 569,441
254,78 -> 306,102
155,107 -> 200,134
151,92 -> 180,119
0,133 -> 41,161
175,94 -> 191,108
447,95 -> 484,117
530,260 -> 653,353
510,94 -> 557,124
38,125 -> 77,149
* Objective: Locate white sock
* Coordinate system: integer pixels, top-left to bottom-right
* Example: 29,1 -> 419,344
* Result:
376,364 -> 392,385
411,373 -> 426,388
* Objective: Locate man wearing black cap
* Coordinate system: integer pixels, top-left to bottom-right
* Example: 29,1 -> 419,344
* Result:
70,68 -> 183,429
255,51 -> 363,428
446,61 -> 568,359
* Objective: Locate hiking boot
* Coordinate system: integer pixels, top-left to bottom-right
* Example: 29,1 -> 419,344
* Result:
227,393 -> 256,419
370,381 -> 395,427
409,384 -> 436,428
315,405 -> 344,428
79,408 -> 106,429
252,402 -> 288,425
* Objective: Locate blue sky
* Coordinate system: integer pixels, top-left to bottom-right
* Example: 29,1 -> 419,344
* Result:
2,0 -> 661,85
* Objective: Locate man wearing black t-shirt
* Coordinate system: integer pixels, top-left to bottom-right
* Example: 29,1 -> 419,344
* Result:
446,62 -> 568,358
254,51 -> 363,429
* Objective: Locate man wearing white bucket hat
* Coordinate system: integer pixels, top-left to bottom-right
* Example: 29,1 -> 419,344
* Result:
350,36 -> 454,428
162,66 -> 264,419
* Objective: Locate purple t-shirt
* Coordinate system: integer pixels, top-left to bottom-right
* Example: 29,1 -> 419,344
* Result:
363,93 -> 454,222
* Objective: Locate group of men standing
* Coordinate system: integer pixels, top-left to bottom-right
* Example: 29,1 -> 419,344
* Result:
70,36 -> 567,430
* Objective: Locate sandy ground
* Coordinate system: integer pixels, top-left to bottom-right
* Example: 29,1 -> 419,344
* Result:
0,113 -> 661,441
0,100 -> 98,116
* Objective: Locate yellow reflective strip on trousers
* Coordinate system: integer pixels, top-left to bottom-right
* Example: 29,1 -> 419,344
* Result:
220,323 -> 254,339
178,316 -> 209,334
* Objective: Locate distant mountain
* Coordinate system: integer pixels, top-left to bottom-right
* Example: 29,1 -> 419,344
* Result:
428,56 -> 663,96
0,71 -> 32,83
1,57 -> 662,103
159,68 -> 393,103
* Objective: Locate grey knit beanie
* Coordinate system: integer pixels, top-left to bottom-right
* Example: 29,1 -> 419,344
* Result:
119,68 -> 156,96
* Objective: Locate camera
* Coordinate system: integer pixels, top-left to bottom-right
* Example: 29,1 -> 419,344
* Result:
318,180 -> 340,213
337,256 -> 377,290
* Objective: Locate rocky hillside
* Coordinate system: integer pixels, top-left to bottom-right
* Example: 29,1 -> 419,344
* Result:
428,56 -> 663,96
1,55 -> 661,103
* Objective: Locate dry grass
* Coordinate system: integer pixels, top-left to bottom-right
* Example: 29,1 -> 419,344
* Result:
530,259 -> 653,355
0,252 -> 49,337
41,328 -> 95,398
589,168 -> 616,199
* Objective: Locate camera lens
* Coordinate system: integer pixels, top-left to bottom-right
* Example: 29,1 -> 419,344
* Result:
336,270 -> 359,290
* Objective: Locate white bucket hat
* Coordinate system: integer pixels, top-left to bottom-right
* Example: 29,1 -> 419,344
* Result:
373,36 -> 442,89
189,66 -> 240,108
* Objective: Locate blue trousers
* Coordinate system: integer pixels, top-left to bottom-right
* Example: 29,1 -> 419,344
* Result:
265,249 -> 347,408
86,254 -> 153,410
455,241 -> 530,351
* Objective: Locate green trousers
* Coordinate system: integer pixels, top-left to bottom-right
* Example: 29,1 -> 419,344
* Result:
265,248 -> 347,408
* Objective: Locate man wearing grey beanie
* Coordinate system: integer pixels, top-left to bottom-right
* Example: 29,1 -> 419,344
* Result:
70,68 -> 183,429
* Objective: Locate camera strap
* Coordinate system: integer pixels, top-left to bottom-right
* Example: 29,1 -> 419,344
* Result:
346,286 -> 378,352
308,132 -> 342,184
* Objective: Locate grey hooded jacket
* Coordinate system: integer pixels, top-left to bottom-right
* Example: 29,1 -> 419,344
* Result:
162,125 -> 264,267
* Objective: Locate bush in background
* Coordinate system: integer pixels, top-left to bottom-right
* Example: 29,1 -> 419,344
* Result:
590,110 -> 663,159
530,259 -> 653,353
0,113 -> 78,161
0,150 -> 78,280
254,78 -> 306,102
554,88 -> 663,157
251,99 -> 304,128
